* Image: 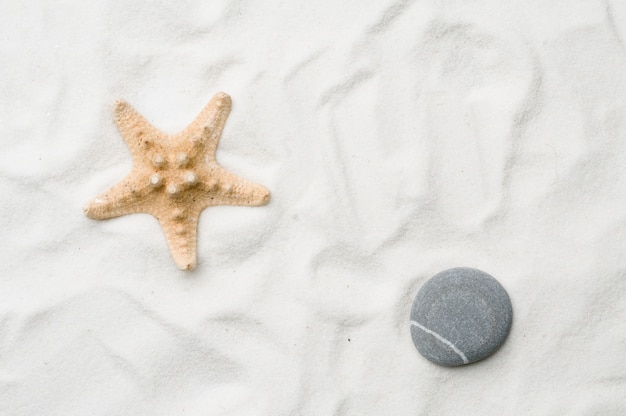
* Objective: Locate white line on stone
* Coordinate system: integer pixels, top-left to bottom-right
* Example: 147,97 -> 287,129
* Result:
411,320 -> 469,364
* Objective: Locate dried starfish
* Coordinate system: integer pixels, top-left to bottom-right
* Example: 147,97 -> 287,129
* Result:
84,92 -> 270,270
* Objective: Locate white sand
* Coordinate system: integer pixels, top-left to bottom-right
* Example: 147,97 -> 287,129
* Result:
1,0 -> 625,414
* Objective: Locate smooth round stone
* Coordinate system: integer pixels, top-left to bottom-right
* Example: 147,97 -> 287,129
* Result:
410,267 -> 512,366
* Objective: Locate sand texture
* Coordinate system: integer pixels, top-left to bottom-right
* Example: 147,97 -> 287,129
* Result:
1,0 -> 626,415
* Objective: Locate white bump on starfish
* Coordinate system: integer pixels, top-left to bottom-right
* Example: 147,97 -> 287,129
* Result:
167,183 -> 179,196
207,178 -> 218,190
152,154 -> 166,168
184,171 -> 197,186
190,134 -> 202,145
150,173 -> 162,188
172,208 -> 185,220
176,152 -> 189,167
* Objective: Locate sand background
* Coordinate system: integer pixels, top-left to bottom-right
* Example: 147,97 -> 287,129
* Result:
1,0 -> 625,414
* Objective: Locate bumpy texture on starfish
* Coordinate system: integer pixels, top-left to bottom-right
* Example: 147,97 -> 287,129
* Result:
84,92 -> 270,270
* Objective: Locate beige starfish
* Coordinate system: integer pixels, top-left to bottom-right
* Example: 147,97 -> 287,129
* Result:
84,92 -> 270,270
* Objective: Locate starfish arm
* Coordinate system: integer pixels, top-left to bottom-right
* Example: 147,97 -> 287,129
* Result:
84,175 -> 153,220
178,92 -> 232,160
157,214 -> 199,270
201,167 -> 270,208
113,100 -> 165,162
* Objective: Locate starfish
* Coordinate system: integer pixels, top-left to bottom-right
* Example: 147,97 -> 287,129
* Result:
84,92 -> 270,270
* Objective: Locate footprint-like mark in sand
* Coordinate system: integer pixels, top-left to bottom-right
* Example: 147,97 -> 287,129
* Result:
415,21 -> 535,228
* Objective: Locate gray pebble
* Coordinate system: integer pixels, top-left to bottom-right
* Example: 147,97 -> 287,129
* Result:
410,267 -> 512,366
